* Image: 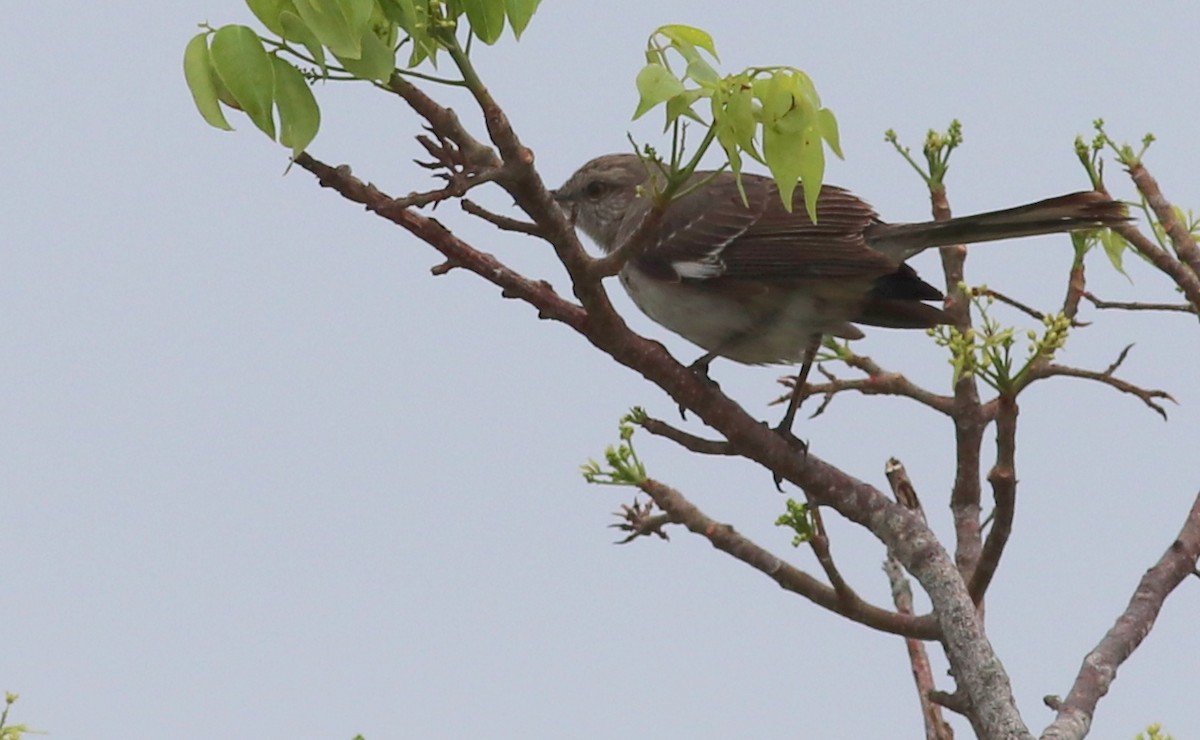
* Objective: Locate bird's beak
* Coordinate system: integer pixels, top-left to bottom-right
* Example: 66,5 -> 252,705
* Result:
549,188 -> 576,222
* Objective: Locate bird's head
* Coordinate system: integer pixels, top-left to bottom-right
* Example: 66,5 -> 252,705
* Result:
552,153 -> 652,251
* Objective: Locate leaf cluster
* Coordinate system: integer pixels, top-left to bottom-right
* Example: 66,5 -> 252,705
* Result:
930,289 -> 1070,392
183,0 -> 542,155
581,410 -> 648,487
632,25 -> 842,220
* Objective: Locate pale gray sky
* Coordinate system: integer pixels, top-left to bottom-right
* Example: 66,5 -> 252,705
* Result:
5,2 -> 1199,738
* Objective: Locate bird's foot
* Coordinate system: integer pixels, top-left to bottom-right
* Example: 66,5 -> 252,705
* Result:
678,356 -> 720,420
770,421 -> 809,492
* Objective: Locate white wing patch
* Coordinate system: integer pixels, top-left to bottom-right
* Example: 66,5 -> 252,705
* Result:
672,259 -> 725,279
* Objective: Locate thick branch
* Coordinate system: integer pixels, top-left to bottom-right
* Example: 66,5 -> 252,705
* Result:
1040,491 -> 1200,740
884,460 -> 955,740
1109,219 -> 1200,314
294,156 -> 586,332
930,188 -> 989,602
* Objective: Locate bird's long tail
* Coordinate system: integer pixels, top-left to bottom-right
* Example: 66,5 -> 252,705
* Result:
865,191 -> 1129,260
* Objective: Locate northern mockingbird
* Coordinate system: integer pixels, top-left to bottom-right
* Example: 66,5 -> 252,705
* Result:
553,153 -> 1127,437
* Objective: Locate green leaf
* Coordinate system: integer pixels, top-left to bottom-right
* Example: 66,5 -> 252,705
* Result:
337,0 -> 375,38
685,57 -> 720,86
293,0 -> 360,57
656,24 -> 718,61
461,0 -> 506,44
246,0 -> 297,36
664,88 -> 705,129
504,0 -> 541,38
183,33 -> 234,131
632,63 -> 685,120
210,25 -> 276,139
381,0 -> 439,67
272,57 -> 320,155
333,27 -> 396,81
1100,229 -> 1131,278
280,10 -> 327,71
816,107 -> 843,159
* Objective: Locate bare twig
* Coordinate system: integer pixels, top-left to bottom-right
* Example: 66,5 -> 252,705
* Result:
461,199 -> 543,235
806,508 -> 862,607
771,354 -> 955,417
1023,346 -> 1175,420
639,416 -> 737,455
610,498 -> 671,543
1041,491 -> 1200,739
635,478 -> 939,639
1082,292 -> 1196,314
972,286 -> 1054,323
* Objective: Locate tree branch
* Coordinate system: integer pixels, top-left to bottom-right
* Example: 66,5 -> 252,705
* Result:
1021,345 -> 1175,420
884,460 -> 955,740
1040,491 -> 1200,740
638,415 -> 737,456
634,478 -> 939,639
970,395 -> 1018,604
771,353 -> 955,417
1125,161 -> 1200,277
1082,292 -> 1196,315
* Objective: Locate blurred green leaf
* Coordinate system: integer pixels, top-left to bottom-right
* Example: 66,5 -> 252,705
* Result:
816,107 -> 842,158
210,25 -> 276,138
334,27 -> 396,80
280,10 -> 327,71
272,57 -> 320,155
633,63 -> 685,120
381,0 -> 439,67
1100,228 -> 1131,278
505,0 -> 541,38
461,0 -> 506,43
183,33 -> 234,131
664,88 -> 705,129
293,0 -> 360,58
246,0 -> 297,36
338,0 -> 375,38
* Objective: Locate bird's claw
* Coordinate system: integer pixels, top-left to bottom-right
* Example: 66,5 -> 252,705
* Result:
770,423 -> 809,491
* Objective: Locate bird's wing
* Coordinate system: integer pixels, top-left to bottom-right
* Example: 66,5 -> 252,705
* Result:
627,173 -> 902,282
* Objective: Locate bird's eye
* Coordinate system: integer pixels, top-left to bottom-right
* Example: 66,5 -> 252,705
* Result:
584,181 -> 608,199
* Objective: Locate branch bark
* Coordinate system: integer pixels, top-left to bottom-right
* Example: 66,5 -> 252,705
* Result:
1040,491 -> 1200,740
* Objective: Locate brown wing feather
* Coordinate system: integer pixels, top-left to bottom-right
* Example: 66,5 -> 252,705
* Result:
637,172 -> 900,282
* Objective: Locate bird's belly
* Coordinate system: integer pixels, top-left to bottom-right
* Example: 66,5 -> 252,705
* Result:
619,269 -> 854,365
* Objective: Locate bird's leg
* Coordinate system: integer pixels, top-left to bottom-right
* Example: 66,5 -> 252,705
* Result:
772,334 -> 821,490
678,351 -> 720,419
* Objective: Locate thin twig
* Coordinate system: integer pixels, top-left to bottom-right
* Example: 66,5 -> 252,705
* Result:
461,199 -> 544,235
635,478 -> 939,639
1082,292 -> 1196,314
639,416 -> 737,455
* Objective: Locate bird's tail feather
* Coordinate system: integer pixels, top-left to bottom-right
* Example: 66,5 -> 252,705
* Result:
866,191 -> 1129,260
